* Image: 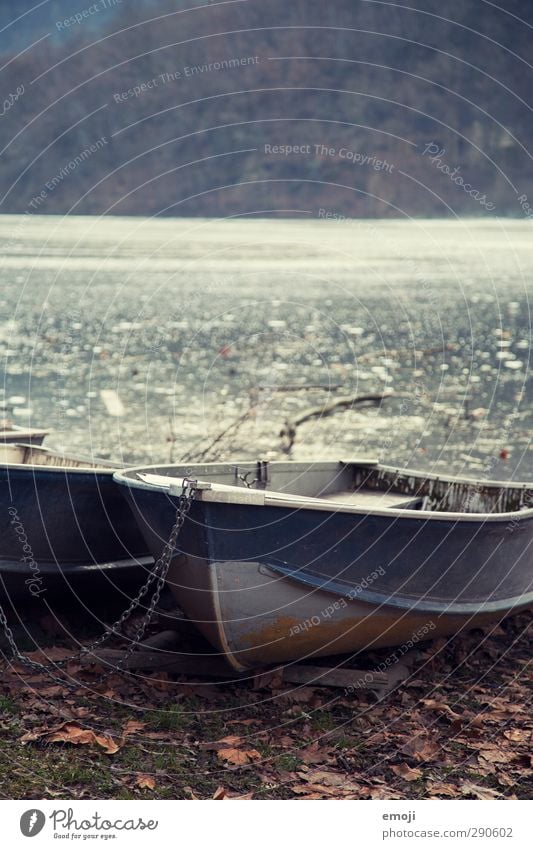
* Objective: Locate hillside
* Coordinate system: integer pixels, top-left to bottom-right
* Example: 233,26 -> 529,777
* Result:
0,0 -> 532,218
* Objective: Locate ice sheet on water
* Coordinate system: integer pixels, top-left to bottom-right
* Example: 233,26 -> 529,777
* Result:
0,217 -> 530,480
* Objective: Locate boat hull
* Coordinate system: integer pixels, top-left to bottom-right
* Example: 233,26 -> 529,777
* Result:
0,462 -> 151,600
119,479 -> 533,670
168,554 -> 503,671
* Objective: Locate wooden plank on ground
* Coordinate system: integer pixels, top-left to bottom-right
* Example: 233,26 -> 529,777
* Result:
81,648 -> 248,678
79,642 -> 415,692
281,664 -> 388,689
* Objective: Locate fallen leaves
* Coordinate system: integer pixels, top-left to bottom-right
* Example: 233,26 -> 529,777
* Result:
217,746 -> 262,766
1,606 -> 531,801
391,763 -> 423,781
503,729 -> 531,743
299,770 -> 347,787
122,720 -> 146,738
401,735 -> 442,763
461,782 -> 503,800
421,699 -> 461,721
298,743 -> 332,765
212,786 -> 254,800
293,769 -> 367,798
19,716 -> 148,756
135,774 -> 156,790
368,785 -> 405,800
218,748 -> 256,765
21,722 -> 120,755
427,782 -> 459,798
202,734 -> 263,766
478,747 -> 518,765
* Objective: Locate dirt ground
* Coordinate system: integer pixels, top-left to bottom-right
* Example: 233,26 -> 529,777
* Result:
0,607 -> 531,800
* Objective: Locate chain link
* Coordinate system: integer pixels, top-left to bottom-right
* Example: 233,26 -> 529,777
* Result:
0,479 -> 196,688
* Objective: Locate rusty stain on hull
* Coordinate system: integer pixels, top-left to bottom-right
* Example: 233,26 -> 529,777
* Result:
232,609 -> 495,668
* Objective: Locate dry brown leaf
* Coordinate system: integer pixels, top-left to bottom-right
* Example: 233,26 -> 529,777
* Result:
427,782 -> 459,798
217,747 -> 261,765
300,784 -> 338,796
135,774 -> 156,790
461,782 -> 502,800
183,786 -> 200,800
217,748 -> 249,765
48,725 -> 120,755
70,707 -> 91,719
475,760 -> 497,777
123,720 -> 146,737
503,729 -> 530,743
212,786 -> 253,800
19,723 -> 64,744
293,783 -> 340,797
203,734 -> 254,753
402,736 -> 441,763
421,699 -> 461,720
298,770 -> 347,788
213,786 -> 228,799
295,779 -> 368,798
478,747 -> 516,765
480,700 -> 523,720
497,773 -> 516,788
299,744 -> 332,765
391,763 -> 423,781
36,686 -> 66,698
369,785 -> 405,799
21,722 -> 120,755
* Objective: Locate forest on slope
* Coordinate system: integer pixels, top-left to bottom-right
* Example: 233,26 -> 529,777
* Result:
0,0 -> 532,218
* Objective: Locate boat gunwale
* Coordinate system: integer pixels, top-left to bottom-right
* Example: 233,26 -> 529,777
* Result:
0,427 -> 49,438
114,462 -> 533,523
0,443 -> 124,474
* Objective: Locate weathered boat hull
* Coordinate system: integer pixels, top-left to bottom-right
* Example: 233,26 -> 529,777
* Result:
115,461 -> 533,670
166,554 -> 506,671
0,445 -> 152,600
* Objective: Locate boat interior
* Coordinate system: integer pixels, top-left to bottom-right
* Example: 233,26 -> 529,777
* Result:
0,443 -> 118,470
128,459 -> 533,515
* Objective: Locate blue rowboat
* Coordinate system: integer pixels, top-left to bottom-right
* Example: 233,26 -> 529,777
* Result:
114,459 -> 533,671
0,443 -> 152,600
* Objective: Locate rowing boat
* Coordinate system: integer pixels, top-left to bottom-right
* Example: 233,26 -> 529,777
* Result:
115,459 -> 533,670
0,443 -> 152,600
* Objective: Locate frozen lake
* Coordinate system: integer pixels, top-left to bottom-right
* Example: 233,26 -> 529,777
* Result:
0,215 -> 531,480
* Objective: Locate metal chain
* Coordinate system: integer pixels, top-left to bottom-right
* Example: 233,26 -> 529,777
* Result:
88,481 -> 196,682
0,479 -> 196,687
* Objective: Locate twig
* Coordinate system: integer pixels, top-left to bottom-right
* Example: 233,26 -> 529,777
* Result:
179,404 -> 254,463
280,391 -> 393,453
